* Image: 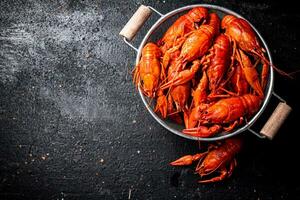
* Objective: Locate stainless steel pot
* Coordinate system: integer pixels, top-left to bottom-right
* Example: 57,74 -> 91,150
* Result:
120,4 -> 291,141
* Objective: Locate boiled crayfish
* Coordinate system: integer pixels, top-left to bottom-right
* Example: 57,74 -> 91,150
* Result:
133,42 -> 164,98
158,7 -> 208,53
221,14 -> 292,88
170,137 -> 242,183
184,94 -> 261,137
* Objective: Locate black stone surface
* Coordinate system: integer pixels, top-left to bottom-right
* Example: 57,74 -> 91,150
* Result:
1,0 -> 300,199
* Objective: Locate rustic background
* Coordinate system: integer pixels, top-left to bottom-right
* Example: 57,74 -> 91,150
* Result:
1,0 -> 299,199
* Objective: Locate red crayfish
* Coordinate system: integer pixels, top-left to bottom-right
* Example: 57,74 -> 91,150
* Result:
171,137 -> 243,183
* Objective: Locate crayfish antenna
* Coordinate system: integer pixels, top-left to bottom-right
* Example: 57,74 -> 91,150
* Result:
251,50 -> 294,79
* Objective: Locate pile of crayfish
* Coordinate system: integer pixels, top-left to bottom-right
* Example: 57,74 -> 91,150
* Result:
133,7 -> 286,138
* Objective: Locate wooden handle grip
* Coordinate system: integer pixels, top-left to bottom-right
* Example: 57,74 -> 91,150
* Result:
119,5 -> 152,41
260,102 -> 292,140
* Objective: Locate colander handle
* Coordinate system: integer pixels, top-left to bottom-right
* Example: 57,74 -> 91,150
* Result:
119,5 -> 163,51
260,102 -> 291,139
248,92 -> 292,140
119,5 -> 152,41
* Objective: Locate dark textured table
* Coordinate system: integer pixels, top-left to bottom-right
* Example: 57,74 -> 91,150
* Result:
1,0 -> 300,199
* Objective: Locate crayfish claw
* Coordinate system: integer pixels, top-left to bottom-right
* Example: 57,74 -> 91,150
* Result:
170,155 -> 194,166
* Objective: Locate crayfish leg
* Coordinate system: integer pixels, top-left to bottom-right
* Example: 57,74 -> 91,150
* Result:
198,167 -> 228,183
160,60 -> 201,90
223,117 -> 243,132
166,95 -> 183,124
132,63 -> 140,88
162,49 -> 173,69
154,92 -> 168,118
227,158 -> 237,178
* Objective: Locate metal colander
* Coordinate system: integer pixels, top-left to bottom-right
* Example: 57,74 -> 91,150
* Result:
120,4 -> 291,141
